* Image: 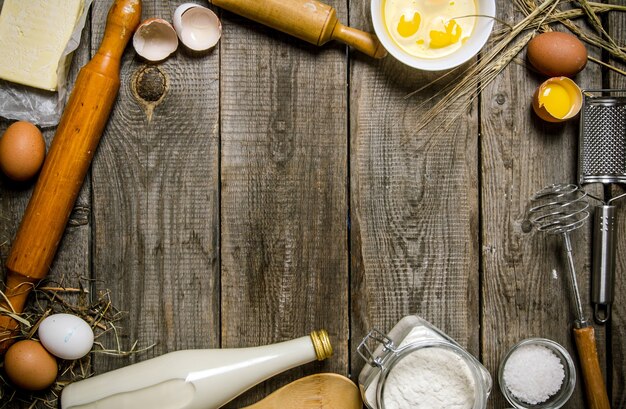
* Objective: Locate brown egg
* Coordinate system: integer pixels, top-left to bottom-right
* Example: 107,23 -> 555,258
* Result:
4,340 -> 58,390
527,32 -> 587,77
0,121 -> 46,182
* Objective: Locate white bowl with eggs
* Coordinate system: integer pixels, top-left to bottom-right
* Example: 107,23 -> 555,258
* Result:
371,0 -> 496,70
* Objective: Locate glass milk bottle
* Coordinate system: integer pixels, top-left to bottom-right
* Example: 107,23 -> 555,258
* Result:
61,330 -> 333,409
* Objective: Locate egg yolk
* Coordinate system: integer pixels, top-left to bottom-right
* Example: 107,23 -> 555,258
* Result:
383,0 -> 476,58
397,12 -> 421,37
429,19 -> 462,48
539,82 -> 572,119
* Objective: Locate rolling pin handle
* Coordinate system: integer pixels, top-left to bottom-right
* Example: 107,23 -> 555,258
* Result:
330,22 -> 387,59
0,273 -> 37,352
98,0 -> 142,60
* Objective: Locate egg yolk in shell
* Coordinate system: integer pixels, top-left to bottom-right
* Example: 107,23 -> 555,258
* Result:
538,82 -> 573,119
383,0 -> 476,59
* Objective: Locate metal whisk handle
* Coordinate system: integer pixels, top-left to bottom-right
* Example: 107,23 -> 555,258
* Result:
529,183 -> 590,324
574,327 -> 611,409
529,184 -> 610,409
562,232 -> 588,327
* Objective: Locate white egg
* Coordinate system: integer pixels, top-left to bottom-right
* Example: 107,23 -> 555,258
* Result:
38,314 -> 94,360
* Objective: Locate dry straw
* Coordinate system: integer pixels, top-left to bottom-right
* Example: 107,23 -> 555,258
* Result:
0,280 -> 154,408
413,0 -> 626,132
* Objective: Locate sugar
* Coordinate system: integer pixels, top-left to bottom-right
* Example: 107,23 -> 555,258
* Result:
503,344 -> 565,405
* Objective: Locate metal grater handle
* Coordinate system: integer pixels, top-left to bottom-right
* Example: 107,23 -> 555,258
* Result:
592,205 -> 616,323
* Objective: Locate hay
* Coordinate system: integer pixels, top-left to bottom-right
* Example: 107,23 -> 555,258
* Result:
0,279 -> 154,408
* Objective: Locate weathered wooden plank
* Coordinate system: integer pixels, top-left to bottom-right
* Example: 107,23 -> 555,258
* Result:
608,7 -> 625,407
480,2 -> 604,407
349,0 -> 480,384
219,2 -> 349,406
90,0 -> 220,373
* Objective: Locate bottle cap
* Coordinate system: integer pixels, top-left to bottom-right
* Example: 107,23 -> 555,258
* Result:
310,329 -> 333,361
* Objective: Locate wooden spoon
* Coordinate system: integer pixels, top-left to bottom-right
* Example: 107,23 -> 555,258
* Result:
242,373 -> 362,409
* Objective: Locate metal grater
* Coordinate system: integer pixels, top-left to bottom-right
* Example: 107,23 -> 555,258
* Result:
579,95 -> 626,184
578,90 -> 626,323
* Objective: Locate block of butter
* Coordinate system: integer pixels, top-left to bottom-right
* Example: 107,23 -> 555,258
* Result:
0,0 -> 84,91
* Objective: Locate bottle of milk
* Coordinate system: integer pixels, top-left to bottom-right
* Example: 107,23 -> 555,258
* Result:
61,330 -> 333,409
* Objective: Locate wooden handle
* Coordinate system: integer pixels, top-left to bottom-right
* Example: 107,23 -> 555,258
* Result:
0,0 -> 141,353
331,23 -> 387,59
573,326 -> 611,409
211,0 -> 385,58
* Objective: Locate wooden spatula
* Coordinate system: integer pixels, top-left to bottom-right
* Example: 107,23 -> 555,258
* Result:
242,373 -> 362,409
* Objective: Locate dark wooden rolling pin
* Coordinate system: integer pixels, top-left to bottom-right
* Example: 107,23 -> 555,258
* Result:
210,0 -> 387,59
0,0 -> 142,353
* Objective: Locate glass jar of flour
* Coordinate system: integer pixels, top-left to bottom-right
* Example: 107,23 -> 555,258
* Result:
357,315 -> 492,409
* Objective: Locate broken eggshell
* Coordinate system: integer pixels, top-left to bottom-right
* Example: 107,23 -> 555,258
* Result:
133,18 -> 179,62
173,3 -> 222,52
532,77 -> 583,123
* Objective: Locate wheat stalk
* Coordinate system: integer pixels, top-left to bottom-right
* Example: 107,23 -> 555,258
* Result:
412,0 -> 625,134
578,0 -> 620,49
413,0 -> 559,131
589,55 -> 626,77
516,0 -> 626,63
492,4 -> 620,40
562,19 -> 626,63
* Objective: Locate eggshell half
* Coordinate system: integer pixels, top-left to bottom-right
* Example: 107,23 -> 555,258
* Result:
173,3 -> 221,52
133,18 -> 179,61
38,313 -> 95,360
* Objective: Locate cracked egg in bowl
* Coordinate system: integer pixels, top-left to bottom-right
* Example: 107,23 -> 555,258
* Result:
371,0 -> 495,70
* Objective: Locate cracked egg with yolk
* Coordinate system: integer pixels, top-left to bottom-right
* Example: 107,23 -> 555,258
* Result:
532,77 -> 583,123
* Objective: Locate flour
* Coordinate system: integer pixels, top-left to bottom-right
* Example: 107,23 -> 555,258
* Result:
364,325 -> 476,409
383,347 -> 476,409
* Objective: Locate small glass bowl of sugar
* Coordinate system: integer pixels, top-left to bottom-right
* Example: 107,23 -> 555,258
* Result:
498,338 -> 576,409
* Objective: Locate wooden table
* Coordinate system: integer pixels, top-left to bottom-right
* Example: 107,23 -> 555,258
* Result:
0,0 -> 624,408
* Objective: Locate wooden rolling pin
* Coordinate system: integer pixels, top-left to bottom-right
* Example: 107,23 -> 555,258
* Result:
0,0 -> 142,352
210,0 -> 387,58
